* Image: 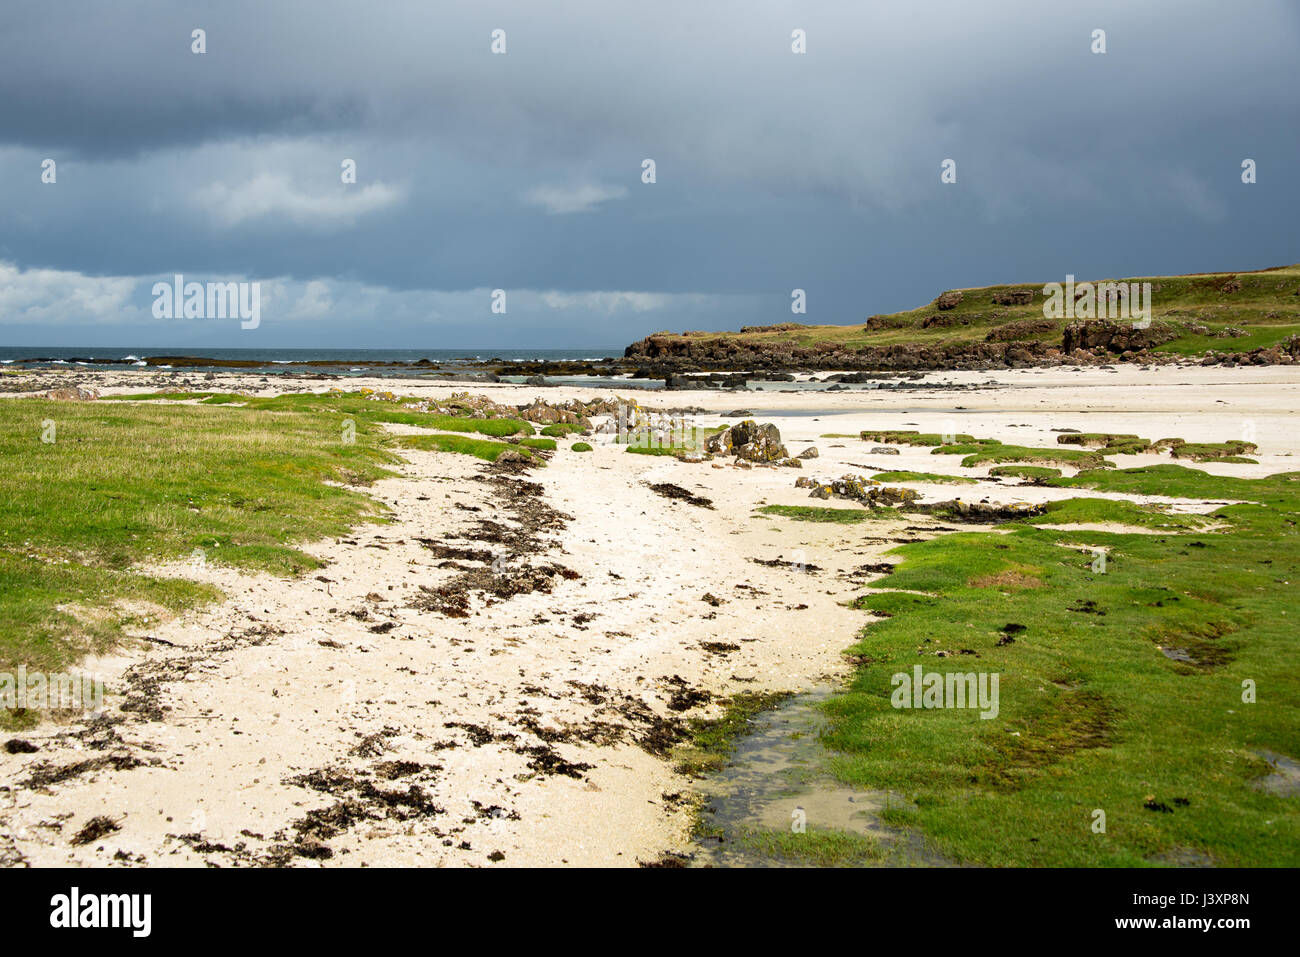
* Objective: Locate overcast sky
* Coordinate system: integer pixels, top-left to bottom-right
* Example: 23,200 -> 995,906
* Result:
1,0 -> 1297,350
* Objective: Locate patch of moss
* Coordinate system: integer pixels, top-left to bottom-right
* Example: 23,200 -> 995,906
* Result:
755,505 -> 871,524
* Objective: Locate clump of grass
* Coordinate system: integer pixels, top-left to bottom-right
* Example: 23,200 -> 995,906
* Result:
626,444 -> 695,457
519,437 -> 556,451
540,423 -> 585,437
990,465 -> 1062,482
860,430 -> 996,447
956,444 -> 1111,470
1169,440 -> 1259,462
571,442 -> 593,452
1058,432 -> 1148,448
870,471 -> 978,485
397,433 -> 539,464
756,505 -> 872,523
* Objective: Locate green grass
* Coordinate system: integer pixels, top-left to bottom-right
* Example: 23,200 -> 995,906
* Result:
990,465 -> 1062,481
571,442 -> 593,452
860,430 -> 991,447
626,444 -> 695,457
1169,441 -> 1259,462
870,471 -> 978,485
730,825 -> 885,866
814,463 -> 1300,866
1025,497 -> 1213,530
0,397 -> 400,712
756,505 -> 872,523
100,391 -> 220,402
954,444 -> 1111,470
107,390 -> 535,437
540,423 -> 585,437
396,433 -> 540,463
519,437 -> 557,451
1057,432 -> 1148,449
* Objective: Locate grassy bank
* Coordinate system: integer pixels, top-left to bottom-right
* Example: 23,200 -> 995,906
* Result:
632,263 -> 1300,356
805,466 -> 1300,866
0,394 -> 424,720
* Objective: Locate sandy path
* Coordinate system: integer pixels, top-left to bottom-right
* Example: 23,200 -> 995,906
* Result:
1,422 -> 904,867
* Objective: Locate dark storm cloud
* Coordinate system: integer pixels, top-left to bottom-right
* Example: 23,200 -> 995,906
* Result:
0,0 -> 1297,347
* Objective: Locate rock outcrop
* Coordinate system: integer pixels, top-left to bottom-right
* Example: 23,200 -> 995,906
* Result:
795,474 -> 919,507
1061,320 -> 1180,354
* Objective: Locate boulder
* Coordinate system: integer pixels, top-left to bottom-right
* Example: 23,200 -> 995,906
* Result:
43,387 -> 98,401
705,419 -> 789,463
935,290 -> 964,310
495,449 -> 534,465
797,446 -> 819,459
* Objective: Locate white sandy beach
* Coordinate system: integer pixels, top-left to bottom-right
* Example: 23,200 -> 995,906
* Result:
2,364 -> 1297,866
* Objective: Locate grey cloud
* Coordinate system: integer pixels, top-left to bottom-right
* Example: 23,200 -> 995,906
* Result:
0,0 -> 1296,348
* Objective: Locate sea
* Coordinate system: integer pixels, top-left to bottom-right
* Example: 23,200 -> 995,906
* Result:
0,346 -> 960,394
0,347 -> 615,369
0,346 -> 679,390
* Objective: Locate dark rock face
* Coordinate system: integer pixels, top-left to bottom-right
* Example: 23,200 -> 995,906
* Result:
991,289 -> 1035,306
1062,320 -> 1180,354
934,290 -> 964,310
623,333 -> 1058,373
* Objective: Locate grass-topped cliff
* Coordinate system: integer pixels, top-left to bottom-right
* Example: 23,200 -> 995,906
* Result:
625,264 -> 1300,371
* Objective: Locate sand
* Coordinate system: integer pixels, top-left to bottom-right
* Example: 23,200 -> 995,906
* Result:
1,363 -> 1296,866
